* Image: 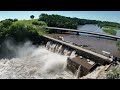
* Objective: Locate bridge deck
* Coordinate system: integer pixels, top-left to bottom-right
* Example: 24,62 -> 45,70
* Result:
41,26 -> 120,39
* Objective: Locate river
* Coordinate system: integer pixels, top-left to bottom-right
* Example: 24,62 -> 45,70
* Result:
0,39 -> 105,79
77,24 -> 120,36
0,40 -> 75,79
47,24 -> 120,58
0,24 -> 120,79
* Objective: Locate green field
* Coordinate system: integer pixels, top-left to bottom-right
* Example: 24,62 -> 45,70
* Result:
103,29 -> 117,35
103,26 -> 120,30
13,19 -> 37,25
12,19 -> 48,35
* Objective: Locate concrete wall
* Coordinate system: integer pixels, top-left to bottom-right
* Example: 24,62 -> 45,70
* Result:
42,35 -> 112,65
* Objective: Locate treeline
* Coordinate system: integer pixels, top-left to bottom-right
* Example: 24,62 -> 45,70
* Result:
39,14 -> 78,29
38,14 -> 101,29
98,21 -> 120,28
0,18 -> 18,22
38,13 -> 120,29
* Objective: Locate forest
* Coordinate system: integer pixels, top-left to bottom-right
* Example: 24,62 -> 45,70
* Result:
39,13 -> 120,29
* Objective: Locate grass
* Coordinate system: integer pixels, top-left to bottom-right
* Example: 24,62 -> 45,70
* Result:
13,19 -> 48,35
98,23 -> 120,30
106,68 -> 120,79
103,29 -> 117,35
37,28 -> 48,35
13,19 -> 38,25
103,26 -> 120,30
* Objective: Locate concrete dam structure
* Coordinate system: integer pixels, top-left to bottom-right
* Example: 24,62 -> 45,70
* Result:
43,35 -> 112,64
43,35 -> 113,77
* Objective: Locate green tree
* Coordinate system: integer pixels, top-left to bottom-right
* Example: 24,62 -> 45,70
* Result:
14,19 -> 18,22
30,15 -> 34,19
1,20 -> 12,28
8,23 -> 40,44
32,21 -> 47,26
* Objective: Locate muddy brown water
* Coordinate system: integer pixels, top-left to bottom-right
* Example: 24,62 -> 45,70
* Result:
47,34 -> 120,58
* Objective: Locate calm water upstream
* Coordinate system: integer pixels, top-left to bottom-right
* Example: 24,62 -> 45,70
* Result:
77,24 -> 120,36
64,35 -> 120,58
77,24 -> 105,33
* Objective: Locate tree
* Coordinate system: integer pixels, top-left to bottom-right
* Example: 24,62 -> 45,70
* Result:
8,23 -> 40,43
30,15 -> 34,19
14,19 -> 18,22
32,21 -> 47,26
1,20 -> 12,28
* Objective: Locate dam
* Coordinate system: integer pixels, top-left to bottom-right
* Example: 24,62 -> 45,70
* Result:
0,35 -> 114,79
43,35 -> 112,64
42,35 -> 113,77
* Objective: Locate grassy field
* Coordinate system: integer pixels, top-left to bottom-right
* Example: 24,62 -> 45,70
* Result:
103,29 -> 117,35
102,26 -> 120,30
13,19 -> 38,25
12,19 -> 48,35
0,19 -> 48,36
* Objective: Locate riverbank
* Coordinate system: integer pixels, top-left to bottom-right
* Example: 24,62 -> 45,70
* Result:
103,29 -> 117,35
0,19 -> 48,46
101,25 -> 120,30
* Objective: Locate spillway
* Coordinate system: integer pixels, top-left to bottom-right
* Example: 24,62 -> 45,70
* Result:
0,40 -> 75,79
0,39 -> 107,79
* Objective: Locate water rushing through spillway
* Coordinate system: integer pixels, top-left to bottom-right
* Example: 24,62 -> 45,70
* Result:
0,40 -> 75,79
46,41 -> 77,58
0,40 -> 105,79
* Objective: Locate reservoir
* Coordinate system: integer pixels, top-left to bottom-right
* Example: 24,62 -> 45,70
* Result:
77,24 -> 120,36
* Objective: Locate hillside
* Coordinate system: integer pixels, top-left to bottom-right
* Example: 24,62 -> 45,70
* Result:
0,19 -> 48,44
13,19 -> 38,25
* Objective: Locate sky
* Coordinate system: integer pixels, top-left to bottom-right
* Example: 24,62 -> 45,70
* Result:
0,11 -> 120,23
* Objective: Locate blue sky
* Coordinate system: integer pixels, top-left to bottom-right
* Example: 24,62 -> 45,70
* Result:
0,11 -> 120,23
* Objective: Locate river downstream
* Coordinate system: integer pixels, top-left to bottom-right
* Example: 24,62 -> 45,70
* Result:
0,41 -> 74,79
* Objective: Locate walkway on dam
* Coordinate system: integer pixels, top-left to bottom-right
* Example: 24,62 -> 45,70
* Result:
43,35 -> 112,65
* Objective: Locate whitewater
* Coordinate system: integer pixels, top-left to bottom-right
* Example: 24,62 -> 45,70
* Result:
0,40 -> 75,79
0,39 -> 106,79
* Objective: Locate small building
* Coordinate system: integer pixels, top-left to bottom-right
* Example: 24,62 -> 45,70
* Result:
67,56 -> 99,77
